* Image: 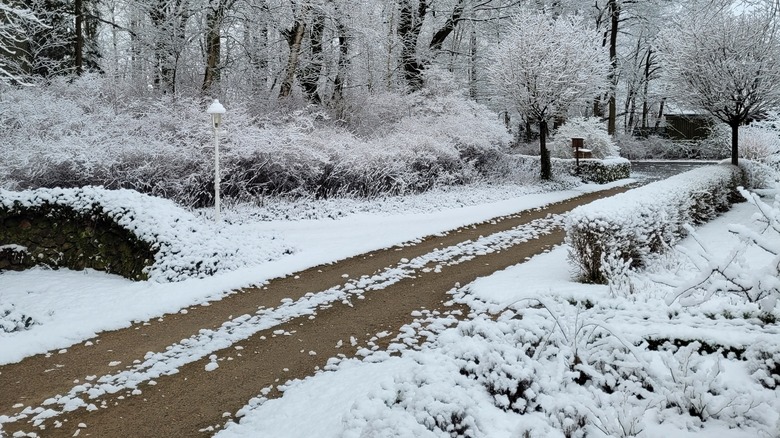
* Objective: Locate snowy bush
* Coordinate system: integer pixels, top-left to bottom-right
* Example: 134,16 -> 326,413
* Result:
0,76 -> 512,206
0,302 -> 36,333
616,134 -> 677,160
0,187 -> 292,282
622,124 -> 731,160
739,126 -> 780,161
694,124 -> 734,160
738,159 -> 780,190
342,296 -> 777,437
744,343 -> 780,389
657,342 -> 760,426
549,118 -> 619,159
274,280 -> 780,438
451,318 -> 545,415
566,164 -> 741,283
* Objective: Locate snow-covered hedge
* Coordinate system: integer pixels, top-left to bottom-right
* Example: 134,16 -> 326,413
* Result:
565,164 -> 741,283
0,187 -> 291,282
576,158 -> 631,184
497,155 -> 630,184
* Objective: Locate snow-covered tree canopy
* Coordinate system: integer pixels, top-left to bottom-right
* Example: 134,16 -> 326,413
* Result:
660,6 -> 780,165
487,10 -> 609,179
487,11 -> 609,123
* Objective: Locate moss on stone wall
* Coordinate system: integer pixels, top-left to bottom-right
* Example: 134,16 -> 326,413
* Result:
0,203 -> 154,280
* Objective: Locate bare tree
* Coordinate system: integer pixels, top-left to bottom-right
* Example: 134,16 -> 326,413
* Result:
279,1 -> 308,99
0,4 -> 44,84
143,0 -> 194,93
661,7 -> 780,166
488,11 -> 608,180
202,0 -> 238,94
397,0 -> 428,91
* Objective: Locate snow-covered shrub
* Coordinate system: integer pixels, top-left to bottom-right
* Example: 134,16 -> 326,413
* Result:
586,388 -> 651,437
566,164 -> 741,283
744,343 -> 780,389
549,118 -> 619,159
601,252 -> 635,297
452,318 -> 544,414
616,134 -> 678,160
738,159 -> 780,190
0,302 -> 36,333
0,76 -> 512,206
739,126 -> 780,161
331,284 -> 780,438
694,124 -> 733,160
481,154 -> 577,186
657,343 -> 759,425
0,187 -> 292,282
665,187 -> 780,309
342,357 -> 483,438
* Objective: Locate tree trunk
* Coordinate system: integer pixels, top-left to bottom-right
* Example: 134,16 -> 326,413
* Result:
731,120 -> 740,166
202,1 -> 226,94
593,96 -> 603,119
429,0 -> 465,52
75,0 -> 84,75
468,21 -> 477,100
607,0 -> 619,136
298,10 -> 324,104
279,6 -> 307,99
398,0 -> 428,92
641,48 -> 652,128
539,119 -> 551,180
654,98 -> 666,129
331,13 -> 349,106
244,2 -> 269,93
149,0 -> 188,94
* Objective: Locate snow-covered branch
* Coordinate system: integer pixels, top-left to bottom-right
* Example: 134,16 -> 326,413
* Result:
667,186 -> 780,311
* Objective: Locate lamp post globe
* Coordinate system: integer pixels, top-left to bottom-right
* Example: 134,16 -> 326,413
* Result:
206,99 -> 226,223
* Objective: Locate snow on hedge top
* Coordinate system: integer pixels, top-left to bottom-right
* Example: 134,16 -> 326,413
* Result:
568,164 -> 739,223
565,164 -> 740,282
0,186 -> 293,282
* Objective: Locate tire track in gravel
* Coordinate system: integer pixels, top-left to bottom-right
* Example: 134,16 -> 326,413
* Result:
0,184 -> 636,437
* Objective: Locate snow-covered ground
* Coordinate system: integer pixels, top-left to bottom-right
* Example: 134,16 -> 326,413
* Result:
217,198 -> 780,438
0,180 -> 629,365
2,166 -> 779,437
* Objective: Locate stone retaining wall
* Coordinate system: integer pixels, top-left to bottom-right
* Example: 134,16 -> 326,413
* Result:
0,203 -> 154,280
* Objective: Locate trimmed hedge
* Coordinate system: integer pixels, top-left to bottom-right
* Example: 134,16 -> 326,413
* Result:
565,164 -> 742,283
575,158 -> 631,184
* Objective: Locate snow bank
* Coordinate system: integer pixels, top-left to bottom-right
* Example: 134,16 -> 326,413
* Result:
0,187 -> 292,282
565,164 -> 741,283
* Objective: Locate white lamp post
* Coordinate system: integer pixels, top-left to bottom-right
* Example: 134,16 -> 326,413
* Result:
206,99 -> 226,223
